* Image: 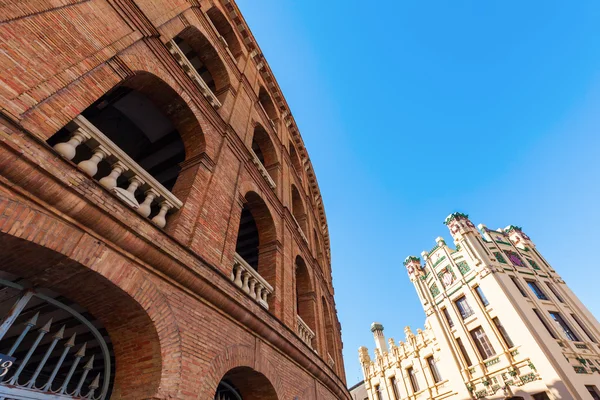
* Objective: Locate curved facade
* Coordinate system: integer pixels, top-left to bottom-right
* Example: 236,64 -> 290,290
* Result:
0,1 -> 348,399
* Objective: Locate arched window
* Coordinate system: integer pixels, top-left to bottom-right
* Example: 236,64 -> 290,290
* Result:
170,27 -> 231,103
291,185 -> 307,236
48,73 -> 203,229
232,192 -> 277,309
251,125 -> 278,185
214,367 -> 278,400
322,297 -> 336,370
289,142 -> 303,180
206,6 -> 243,61
258,87 -> 278,125
295,256 -> 316,348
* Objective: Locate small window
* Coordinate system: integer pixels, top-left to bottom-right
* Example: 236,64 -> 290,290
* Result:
455,296 -> 474,319
407,367 -> 419,393
549,312 -> 579,341
571,313 -> 597,343
470,326 -> 496,359
456,337 -> 472,366
511,276 -> 528,297
374,384 -> 383,400
427,356 -> 442,383
493,317 -> 514,348
533,308 -> 557,339
442,307 -> 454,328
586,385 -> 600,400
475,286 -> 489,306
545,282 -> 564,303
390,376 -> 399,400
527,281 -> 549,300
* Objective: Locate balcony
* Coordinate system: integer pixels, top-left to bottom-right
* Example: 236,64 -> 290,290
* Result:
297,315 -> 315,349
291,215 -> 309,244
166,39 -> 222,109
53,115 -> 182,228
230,253 -> 273,309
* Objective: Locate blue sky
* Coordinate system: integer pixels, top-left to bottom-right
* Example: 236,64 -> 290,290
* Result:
237,0 -> 600,385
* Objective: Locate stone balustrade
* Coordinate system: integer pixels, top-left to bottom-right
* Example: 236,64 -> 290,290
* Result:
166,40 -> 222,109
231,253 -> 273,309
297,315 -> 315,349
250,151 -> 276,189
53,115 -> 182,228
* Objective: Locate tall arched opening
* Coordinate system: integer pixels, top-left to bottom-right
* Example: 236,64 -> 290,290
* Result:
206,6 -> 243,61
295,256 -> 316,349
291,185 -> 307,236
251,125 -> 278,184
232,192 -> 277,310
47,72 -> 205,229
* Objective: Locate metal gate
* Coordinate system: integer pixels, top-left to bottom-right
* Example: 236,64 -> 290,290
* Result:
214,381 -> 242,400
0,277 -> 112,400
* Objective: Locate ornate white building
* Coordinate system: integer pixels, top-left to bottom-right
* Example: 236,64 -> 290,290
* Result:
358,213 -> 600,400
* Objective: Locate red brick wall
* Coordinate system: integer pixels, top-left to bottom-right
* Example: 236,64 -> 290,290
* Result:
0,0 -> 347,398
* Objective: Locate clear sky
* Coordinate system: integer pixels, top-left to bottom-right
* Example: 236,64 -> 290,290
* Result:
237,0 -> 600,386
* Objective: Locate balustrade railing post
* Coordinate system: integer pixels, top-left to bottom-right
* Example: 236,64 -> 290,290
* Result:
151,201 -> 173,228
138,189 -> 158,217
54,128 -> 88,160
78,147 -> 108,177
99,162 -> 127,190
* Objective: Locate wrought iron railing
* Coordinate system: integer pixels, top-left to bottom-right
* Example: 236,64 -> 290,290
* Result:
166,40 -> 222,108
296,315 -> 315,349
0,279 -> 112,400
53,115 -> 182,228
230,253 -> 273,309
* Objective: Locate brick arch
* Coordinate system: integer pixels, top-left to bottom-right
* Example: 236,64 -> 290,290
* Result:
0,192 -> 183,399
296,255 -> 317,342
198,344 -> 284,400
206,5 -> 243,60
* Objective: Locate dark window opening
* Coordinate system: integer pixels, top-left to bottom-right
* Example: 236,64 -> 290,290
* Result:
235,205 -> 259,270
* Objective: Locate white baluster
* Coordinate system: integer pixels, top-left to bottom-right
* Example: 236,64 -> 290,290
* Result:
233,264 -> 243,287
241,272 -> 250,293
78,148 -> 107,177
138,189 -> 158,217
151,201 -> 173,228
248,278 -> 257,299
99,162 -> 127,189
54,129 -> 87,160
113,176 -> 144,209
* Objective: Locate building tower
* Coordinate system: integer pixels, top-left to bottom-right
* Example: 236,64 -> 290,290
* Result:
359,213 -> 600,400
0,1 -> 348,399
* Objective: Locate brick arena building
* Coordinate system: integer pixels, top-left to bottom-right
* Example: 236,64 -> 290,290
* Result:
0,1 -> 349,399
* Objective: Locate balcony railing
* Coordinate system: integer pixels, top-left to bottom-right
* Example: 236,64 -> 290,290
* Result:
166,40 -> 222,109
53,115 -> 182,228
231,253 -> 273,309
297,315 -> 315,349
250,151 -> 276,189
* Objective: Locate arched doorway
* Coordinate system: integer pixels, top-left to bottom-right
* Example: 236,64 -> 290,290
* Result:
206,6 -> 243,61
47,72 -> 204,229
0,230 -> 167,399
214,367 -> 278,400
0,273 -> 114,400
291,185 -> 307,236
